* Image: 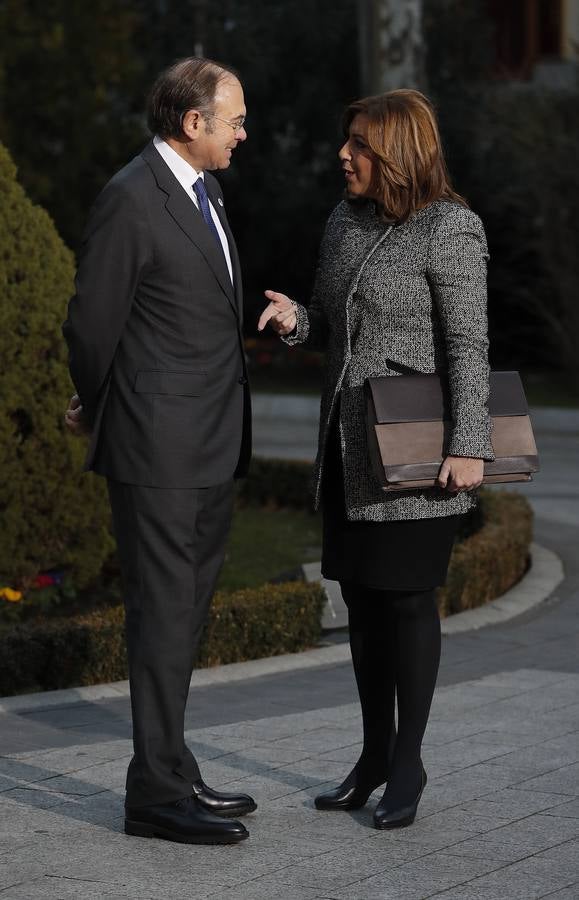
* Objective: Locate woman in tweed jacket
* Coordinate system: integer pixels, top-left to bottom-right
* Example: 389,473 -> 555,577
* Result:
259,90 -> 494,829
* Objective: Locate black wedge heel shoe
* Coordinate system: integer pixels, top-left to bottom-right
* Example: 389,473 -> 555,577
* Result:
315,765 -> 388,812
373,764 -> 427,829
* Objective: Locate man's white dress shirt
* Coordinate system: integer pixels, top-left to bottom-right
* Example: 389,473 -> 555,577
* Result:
153,135 -> 234,284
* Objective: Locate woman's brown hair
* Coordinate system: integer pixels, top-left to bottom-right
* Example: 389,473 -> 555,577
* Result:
343,89 -> 467,223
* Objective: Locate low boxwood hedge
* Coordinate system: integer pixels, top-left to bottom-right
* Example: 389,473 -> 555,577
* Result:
438,489 -> 533,617
0,581 -> 326,697
0,453 -> 533,698
237,456 -> 314,510
239,459 -> 534,620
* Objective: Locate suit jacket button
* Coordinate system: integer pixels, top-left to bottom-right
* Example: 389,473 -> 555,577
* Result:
238,376 -> 247,385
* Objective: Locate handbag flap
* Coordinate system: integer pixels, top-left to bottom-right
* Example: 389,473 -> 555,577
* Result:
366,370 -> 528,424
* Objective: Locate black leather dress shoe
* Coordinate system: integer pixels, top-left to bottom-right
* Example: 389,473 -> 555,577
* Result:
315,766 -> 388,811
373,765 -> 427,830
192,778 -> 257,817
124,796 -> 249,844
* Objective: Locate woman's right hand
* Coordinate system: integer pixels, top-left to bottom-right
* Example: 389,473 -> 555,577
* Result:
258,290 -> 297,335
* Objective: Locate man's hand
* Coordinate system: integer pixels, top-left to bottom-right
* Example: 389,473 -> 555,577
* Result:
437,456 -> 484,493
258,290 -> 297,336
64,394 -> 90,437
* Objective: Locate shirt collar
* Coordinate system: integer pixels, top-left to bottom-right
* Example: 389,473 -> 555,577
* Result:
152,135 -> 204,187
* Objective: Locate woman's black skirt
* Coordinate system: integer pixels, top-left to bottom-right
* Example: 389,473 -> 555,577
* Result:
321,415 -> 462,591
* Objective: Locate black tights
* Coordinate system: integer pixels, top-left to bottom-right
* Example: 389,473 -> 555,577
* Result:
340,582 -> 441,807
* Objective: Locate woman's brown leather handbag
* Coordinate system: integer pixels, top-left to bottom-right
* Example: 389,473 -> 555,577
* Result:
365,370 -> 539,492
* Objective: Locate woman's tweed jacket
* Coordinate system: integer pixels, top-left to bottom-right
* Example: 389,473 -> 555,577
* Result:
284,198 -> 495,521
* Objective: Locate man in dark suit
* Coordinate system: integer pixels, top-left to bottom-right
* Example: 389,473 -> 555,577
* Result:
63,57 -> 254,845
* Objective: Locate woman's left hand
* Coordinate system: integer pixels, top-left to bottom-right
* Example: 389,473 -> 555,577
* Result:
437,456 -> 484,493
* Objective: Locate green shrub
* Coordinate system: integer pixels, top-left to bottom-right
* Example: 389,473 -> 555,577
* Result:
0,405 -> 533,698
237,456 -> 314,510
439,489 -> 533,617
237,456 -> 531,619
198,582 -> 326,667
0,142 -> 113,591
235,460 -> 533,620
0,581 -> 326,696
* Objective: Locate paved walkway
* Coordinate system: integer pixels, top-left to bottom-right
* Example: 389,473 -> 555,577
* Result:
0,405 -> 578,899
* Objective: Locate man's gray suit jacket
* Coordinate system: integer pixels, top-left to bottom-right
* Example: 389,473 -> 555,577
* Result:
63,141 -> 251,488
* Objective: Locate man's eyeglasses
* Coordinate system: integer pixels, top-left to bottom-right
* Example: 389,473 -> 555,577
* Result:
204,113 -> 246,135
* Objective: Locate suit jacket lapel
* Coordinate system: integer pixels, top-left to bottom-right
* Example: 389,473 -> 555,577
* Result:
141,143 -> 238,317
203,177 -> 243,321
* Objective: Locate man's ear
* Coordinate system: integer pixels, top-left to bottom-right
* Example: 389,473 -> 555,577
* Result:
181,109 -> 203,141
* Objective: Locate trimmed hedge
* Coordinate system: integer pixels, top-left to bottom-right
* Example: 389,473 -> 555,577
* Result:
237,456 -> 314,510
237,458 -> 533,620
0,447 -> 533,697
0,581 -> 326,697
438,489 -> 533,618
197,582 -> 325,667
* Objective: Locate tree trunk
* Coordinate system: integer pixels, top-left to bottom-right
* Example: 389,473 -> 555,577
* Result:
358,0 -> 426,94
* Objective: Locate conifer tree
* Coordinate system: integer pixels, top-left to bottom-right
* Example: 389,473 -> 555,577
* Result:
0,143 -> 114,591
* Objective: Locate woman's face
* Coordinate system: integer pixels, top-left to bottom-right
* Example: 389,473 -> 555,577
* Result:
339,114 -> 376,199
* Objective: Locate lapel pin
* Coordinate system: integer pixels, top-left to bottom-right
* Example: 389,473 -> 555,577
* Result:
218,198 -> 224,207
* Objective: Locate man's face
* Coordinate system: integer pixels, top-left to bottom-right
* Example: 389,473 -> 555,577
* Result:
338,114 -> 376,199
194,77 -> 247,171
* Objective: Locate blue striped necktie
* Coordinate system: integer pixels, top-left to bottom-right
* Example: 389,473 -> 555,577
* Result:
193,178 -> 222,249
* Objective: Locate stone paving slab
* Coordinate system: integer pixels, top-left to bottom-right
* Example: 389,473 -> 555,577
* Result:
1,669 -> 578,899
0,405 -> 577,898
430,856 -> 579,900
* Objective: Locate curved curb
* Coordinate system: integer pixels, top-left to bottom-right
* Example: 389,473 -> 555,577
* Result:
0,543 -> 563,714
440,541 -> 563,634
